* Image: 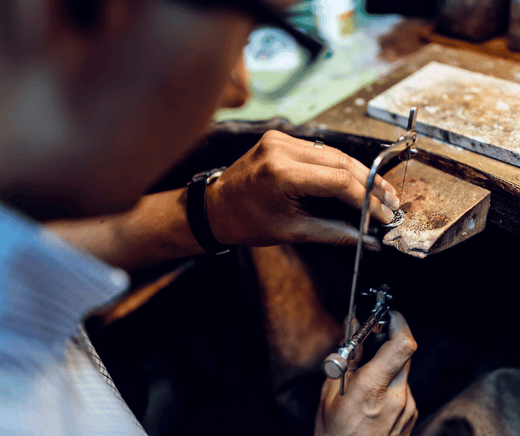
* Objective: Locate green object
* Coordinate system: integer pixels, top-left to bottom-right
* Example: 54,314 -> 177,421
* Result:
217,66 -> 378,125
218,31 -> 388,125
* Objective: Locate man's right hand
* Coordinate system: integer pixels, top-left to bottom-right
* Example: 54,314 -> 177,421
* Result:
206,130 -> 400,250
315,311 -> 418,436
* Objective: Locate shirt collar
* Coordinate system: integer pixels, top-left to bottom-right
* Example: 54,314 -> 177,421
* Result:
0,204 -> 130,349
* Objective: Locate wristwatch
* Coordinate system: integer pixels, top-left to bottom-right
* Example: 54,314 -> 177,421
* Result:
187,167 -> 236,255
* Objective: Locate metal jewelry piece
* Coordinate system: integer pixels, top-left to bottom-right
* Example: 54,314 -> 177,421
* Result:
382,209 -> 405,228
314,140 -> 324,149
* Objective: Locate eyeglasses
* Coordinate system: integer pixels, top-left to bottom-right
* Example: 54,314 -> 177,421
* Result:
240,0 -> 325,63
184,0 -> 328,99
238,0 -> 328,99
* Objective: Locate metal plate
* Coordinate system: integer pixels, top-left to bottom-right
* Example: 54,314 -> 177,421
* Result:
367,61 -> 520,167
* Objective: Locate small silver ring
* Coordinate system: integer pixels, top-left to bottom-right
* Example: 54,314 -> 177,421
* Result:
314,140 -> 324,149
382,209 -> 405,228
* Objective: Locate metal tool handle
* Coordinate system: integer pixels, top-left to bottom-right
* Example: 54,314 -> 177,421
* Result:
322,305 -> 389,393
323,286 -> 392,394
359,313 -> 390,366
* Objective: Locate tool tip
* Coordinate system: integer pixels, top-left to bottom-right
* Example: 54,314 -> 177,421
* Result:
407,107 -> 418,131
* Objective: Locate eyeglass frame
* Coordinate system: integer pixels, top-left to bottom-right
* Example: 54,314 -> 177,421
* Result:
238,0 -> 329,99
183,0 -> 328,98
239,0 -> 326,64
184,0 -> 326,62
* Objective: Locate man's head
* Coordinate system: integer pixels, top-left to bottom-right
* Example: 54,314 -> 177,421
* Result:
0,0 -> 297,218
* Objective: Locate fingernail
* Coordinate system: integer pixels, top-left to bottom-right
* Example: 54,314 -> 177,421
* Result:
383,180 -> 397,196
363,235 -> 381,250
367,242 -> 381,252
384,191 -> 400,211
382,204 -> 395,221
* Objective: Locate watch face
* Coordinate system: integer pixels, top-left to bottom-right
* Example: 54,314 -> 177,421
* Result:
191,167 -> 227,183
192,170 -> 213,183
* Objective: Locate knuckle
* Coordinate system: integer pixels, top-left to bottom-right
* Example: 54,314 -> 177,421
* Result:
255,131 -> 282,156
369,196 -> 383,214
334,169 -> 354,190
264,156 -> 286,176
409,389 -> 417,408
330,223 -> 357,246
258,159 -> 297,197
258,159 -> 285,184
262,129 -> 284,144
361,403 -> 383,419
390,389 -> 407,412
287,221 -> 311,243
410,396 -> 418,417
399,337 -> 418,356
359,378 -> 387,405
359,388 -> 385,419
254,141 -> 272,158
331,235 -> 353,247
337,151 -> 353,172
252,143 -> 269,162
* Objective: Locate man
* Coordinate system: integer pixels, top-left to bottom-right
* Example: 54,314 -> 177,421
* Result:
0,0 -> 417,434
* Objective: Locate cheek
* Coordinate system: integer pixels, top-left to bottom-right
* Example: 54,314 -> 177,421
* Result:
157,59 -> 227,159
105,6 -> 253,201
133,10 -> 251,169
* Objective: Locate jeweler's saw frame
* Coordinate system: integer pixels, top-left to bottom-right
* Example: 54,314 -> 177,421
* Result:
322,107 -> 419,395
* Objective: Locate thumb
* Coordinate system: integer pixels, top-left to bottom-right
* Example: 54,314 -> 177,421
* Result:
360,311 -> 417,388
299,217 -> 382,251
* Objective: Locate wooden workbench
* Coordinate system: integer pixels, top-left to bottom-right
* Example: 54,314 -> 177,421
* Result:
311,43 -> 520,236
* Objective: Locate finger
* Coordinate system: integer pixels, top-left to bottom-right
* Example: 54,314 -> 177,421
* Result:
257,131 -> 399,209
387,311 -> 415,346
359,360 -> 410,417
285,161 -> 395,224
292,138 -> 400,210
389,359 -> 411,390
292,215 -> 382,250
402,409 -> 419,436
302,140 -> 399,201
340,315 -> 361,339
390,385 -> 418,436
360,311 -> 417,387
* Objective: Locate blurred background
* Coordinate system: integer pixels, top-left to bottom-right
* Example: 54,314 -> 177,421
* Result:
217,0 -> 433,124
217,0 -> 520,125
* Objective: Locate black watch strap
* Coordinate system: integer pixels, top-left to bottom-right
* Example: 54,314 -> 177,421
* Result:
187,167 -> 236,255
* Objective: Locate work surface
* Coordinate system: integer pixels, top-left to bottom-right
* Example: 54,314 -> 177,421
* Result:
311,43 -> 520,236
368,62 -> 520,167
382,160 -> 491,258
